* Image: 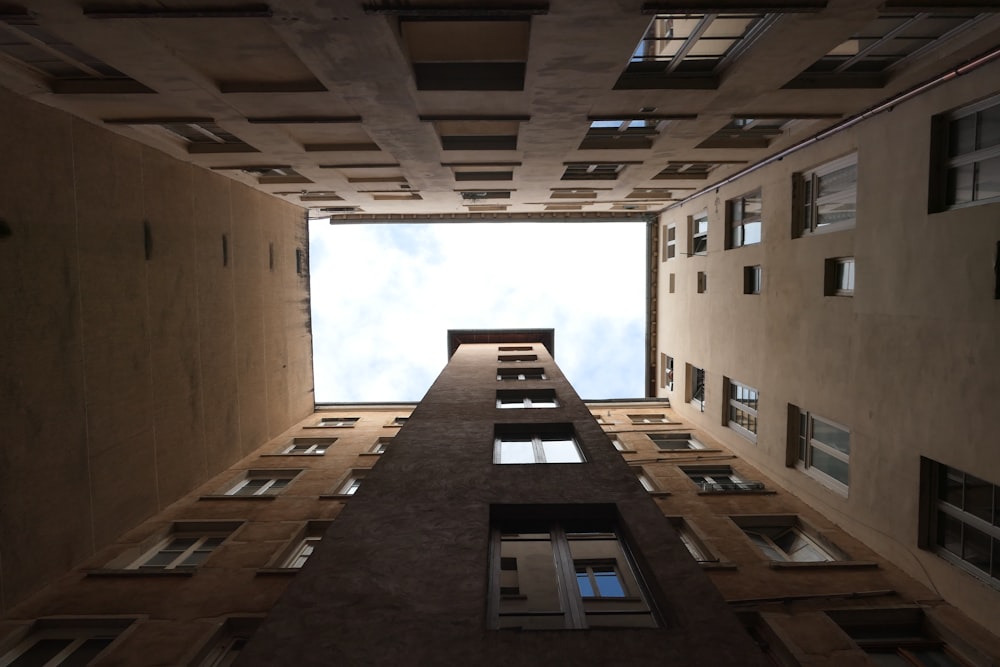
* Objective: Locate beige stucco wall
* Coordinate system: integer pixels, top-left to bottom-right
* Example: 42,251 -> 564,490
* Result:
655,59 -> 1000,635
0,86 -> 314,614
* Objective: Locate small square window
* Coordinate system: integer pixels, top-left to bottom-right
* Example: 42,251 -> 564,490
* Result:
696,271 -> 707,293
627,413 -> 668,424
317,417 -> 359,428
743,265 -> 762,295
497,367 -> 546,380
497,389 -> 558,409
732,515 -> 843,563
824,257 -> 855,296
494,426 -> 583,464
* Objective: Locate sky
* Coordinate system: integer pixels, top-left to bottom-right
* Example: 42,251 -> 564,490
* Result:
308,221 -> 648,403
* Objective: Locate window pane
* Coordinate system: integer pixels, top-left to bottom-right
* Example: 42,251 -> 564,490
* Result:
747,532 -> 785,561
907,648 -> 966,667
575,570 -> 595,597
542,439 -> 582,463
947,164 -> 975,205
743,221 -> 761,244
811,418 -> 850,455
498,440 -> 535,464
941,467 -> 963,507
498,534 -> 561,627
63,638 -> 114,666
962,522 -> 992,574
975,154 -> 1000,202
810,446 -> 850,485
964,474 -> 994,523
948,114 -> 977,157
593,567 -> 626,597
937,512 -> 963,557
979,104 -> 1000,151
8,639 -> 73,667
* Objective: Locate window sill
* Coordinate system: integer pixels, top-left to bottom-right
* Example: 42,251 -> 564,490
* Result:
303,425 -> 354,430
199,495 -> 279,501
697,489 -> 776,496
87,569 -> 195,577
768,560 -> 877,570
259,453 -> 325,458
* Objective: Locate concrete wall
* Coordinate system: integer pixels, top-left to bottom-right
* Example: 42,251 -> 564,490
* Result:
654,58 -> 1000,635
0,86 -> 314,615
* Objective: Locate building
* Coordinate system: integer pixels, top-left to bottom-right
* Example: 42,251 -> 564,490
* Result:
1,0 -> 999,664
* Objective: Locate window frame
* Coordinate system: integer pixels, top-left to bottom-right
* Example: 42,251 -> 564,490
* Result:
315,416 -> 359,428
682,465 -> 764,493
223,470 -> 300,497
932,92 -> 1000,211
128,530 -> 233,571
496,389 -> 559,409
824,256 -> 855,296
281,438 -> 332,455
727,189 -> 762,248
690,211 -> 708,255
795,153 -> 857,236
668,517 -> 720,565
793,407 -> 850,495
497,367 -> 546,381
488,515 -> 657,630
661,354 -> 674,391
0,620 -> 135,667
732,515 -> 844,563
743,265 -> 762,295
688,364 -> 706,411
725,378 -> 759,442
649,432 -> 705,451
696,270 -> 707,293
494,427 -> 584,465
664,223 -> 677,260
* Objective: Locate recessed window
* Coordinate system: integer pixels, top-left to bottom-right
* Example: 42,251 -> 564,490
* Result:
824,257 -> 855,296
796,154 -> 857,235
932,93 -> 1000,210
499,345 -> 532,351
580,118 -> 663,150
688,365 -> 705,411
683,465 -> 763,493
498,353 -> 537,362
726,379 -> 758,441
497,367 -> 546,380
370,437 -> 392,454
699,118 -> 796,150
497,389 -> 558,409
494,426 -> 583,464
281,522 -> 331,569
627,413 -> 668,424
792,406 -> 850,493
489,512 -> 656,629
743,265 -> 762,295
649,432 -> 704,451
609,435 -> 629,452
829,608 -> 979,667
632,466 -> 660,493
785,13 -> 987,89
696,271 -> 707,293
661,353 -> 674,391
663,223 -> 676,260
668,273 -> 675,293
728,190 -> 762,248
733,516 -> 841,562
655,161 -> 745,180
919,458 -> 1000,584
0,620 -> 134,666
390,416 -> 409,426
317,417 -> 359,428
224,470 -> 300,497
690,211 -> 708,255
194,617 -> 261,667
561,163 -> 627,180
128,524 -> 237,570
333,469 -> 368,496
282,438 -> 332,455
669,517 -> 718,564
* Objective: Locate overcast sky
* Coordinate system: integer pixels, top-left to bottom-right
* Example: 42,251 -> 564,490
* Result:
309,221 -> 647,403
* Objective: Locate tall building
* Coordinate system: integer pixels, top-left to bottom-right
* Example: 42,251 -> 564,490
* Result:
1,1 -> 999,665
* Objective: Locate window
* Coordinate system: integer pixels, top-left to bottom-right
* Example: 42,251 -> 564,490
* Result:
726,379 -> 758,441
683,465 -> 764,493
497,367 -> 546,380
669,517 -> 717,564
561,163 -> 627,180
696,271 -> 707,293
733,516 -> 840,562
829,608 -> 979,667
282,438 -> 331,455
668,272 -> 675,293
796,154 -> 857,235
824,257 -> 855,296
649,432 -> 704,451
934,94 -> 1000,209
0,620 -> 133,666
196,617 -> 261,667
786,13 -> 987,89
743,265 -> 762,295
580,118 -> 664,150
632,466 -> 660,493
499,345 -> 532,351
224,470 -> 299,497
497,389 -> 558,409
128,525 -> 236,570
655,161 -> 745,180
390,416 -> 409,426
691,211 -> 708,255
494,427 -> 584,464
333,469 -> 369,496
316,417 -> 358,428
498,353 -> 537,362
792,407 -> 850,493
689,365 -> 705,410
280,523 -> 330,569
920,459 -> 1000,585
489,512 -> 656,629
661,354 -> 674,391
370,437 -> 392,454
627,413 -> 668,424
664,224 -> 676,260
699,118 -> 797,149
609,436 -> 629,452
728,190 -> 762,247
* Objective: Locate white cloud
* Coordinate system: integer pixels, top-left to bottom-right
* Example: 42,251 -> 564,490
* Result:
309,221 -> 647,402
